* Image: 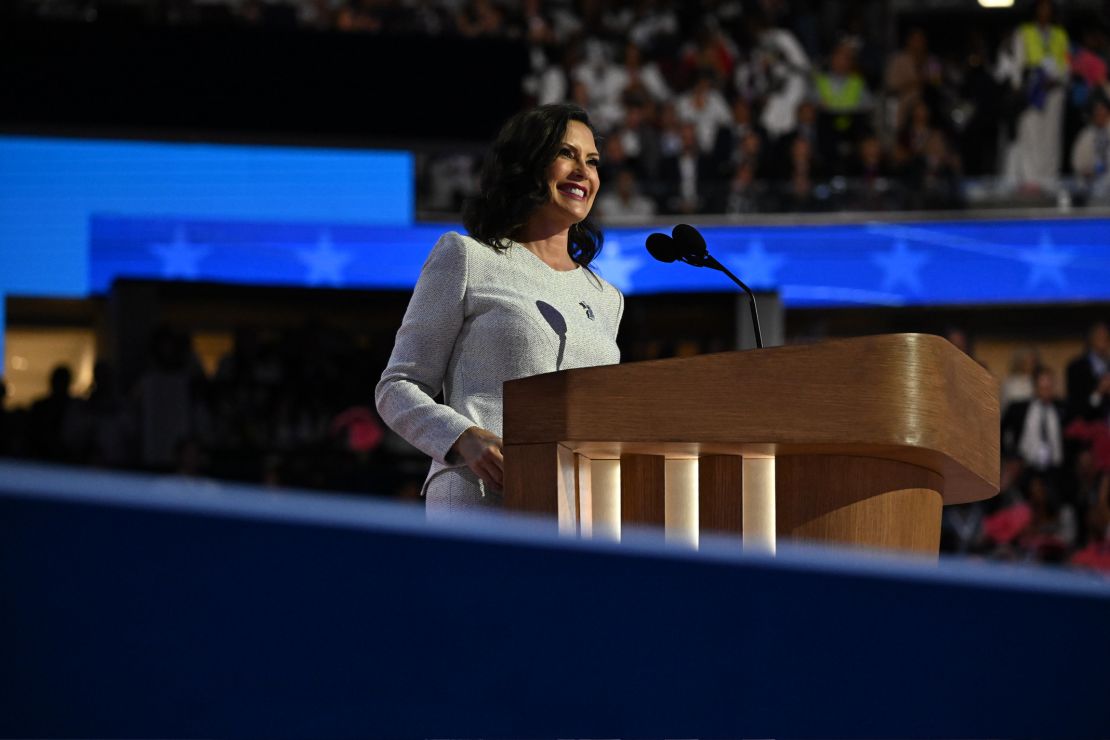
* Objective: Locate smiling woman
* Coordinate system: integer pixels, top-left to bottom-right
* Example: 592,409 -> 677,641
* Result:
375,103 -> 624,518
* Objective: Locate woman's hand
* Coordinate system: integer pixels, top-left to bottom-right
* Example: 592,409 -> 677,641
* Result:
450,426 -> 504,492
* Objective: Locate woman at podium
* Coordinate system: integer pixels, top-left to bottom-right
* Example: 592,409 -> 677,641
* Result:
376,103 -> 624,517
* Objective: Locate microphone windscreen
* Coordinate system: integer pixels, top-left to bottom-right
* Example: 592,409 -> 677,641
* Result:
646,232 -> 679,262
671,223 -> 707,256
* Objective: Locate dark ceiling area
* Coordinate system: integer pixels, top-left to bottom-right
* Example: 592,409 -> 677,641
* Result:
0,18 -> 529,147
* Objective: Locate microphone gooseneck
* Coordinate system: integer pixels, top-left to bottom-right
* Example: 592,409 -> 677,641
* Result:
645,224 -> 764,349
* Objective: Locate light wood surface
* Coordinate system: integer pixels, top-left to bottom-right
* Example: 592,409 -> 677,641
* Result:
664,459 -> 698,546
589,459 -> 621,540
743,457 -> 776,553
504,333 -> 999,504
777,455 -> 944,554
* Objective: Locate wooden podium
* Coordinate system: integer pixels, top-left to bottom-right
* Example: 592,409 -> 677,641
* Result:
502,333 -> 999,555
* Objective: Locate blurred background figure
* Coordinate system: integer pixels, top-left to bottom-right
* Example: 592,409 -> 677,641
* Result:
999,0 -> 1070,192
27,365 -> 78,463
1071,91 -> 1110,203
596,168 -> 656,221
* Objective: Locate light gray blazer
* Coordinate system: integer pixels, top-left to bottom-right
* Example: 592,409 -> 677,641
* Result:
375,231 -> 623,502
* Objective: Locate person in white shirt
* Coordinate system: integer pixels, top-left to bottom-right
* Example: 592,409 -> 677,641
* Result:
676,69 -> 733,154
1002,367 -> 1066,474
1071,93 -> 1110,201
998,0 -> 1070,190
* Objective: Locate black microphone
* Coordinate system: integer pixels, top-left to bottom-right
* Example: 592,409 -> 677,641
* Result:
645,224 -> 764,349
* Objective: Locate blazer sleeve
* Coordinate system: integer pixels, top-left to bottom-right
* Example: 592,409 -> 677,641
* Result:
375,232 -> 477,464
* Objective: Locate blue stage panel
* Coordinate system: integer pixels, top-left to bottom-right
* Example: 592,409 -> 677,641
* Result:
85,217 -> 1110,307
2,460 -> 1108,738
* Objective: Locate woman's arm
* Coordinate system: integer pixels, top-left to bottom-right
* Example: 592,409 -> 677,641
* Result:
375,232 -> 477,465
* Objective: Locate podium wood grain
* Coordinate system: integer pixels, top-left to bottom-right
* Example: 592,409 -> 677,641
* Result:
777,455 -> 944,553
620,454 -> 666,525
502,334 -> 999,553
699,455 -> 744,535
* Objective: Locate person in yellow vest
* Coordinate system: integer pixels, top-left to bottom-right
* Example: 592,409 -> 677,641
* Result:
813,40 -> 873,170
814,40 -> 873,120
1000,0 -> 1070,190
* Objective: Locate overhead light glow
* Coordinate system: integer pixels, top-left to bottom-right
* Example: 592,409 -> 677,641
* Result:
978,0 -> 1014,7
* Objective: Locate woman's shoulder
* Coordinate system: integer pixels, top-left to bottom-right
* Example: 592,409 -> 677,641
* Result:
432,230 -> 506,260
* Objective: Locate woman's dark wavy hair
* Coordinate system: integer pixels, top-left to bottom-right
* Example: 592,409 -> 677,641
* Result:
463,103 -> 603,267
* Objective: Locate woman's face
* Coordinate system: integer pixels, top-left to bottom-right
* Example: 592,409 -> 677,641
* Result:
542,120 -> 600,225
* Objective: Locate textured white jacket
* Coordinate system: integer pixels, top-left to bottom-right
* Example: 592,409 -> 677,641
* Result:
376,231 -> 623,506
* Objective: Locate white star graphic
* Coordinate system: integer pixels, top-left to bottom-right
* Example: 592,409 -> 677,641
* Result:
1020,230 -> 1073,290
591,239 -> 643,292
149,226 -> 211,280
872,239 -> 929,294
726,238 -> 786,289
297,230 -> 353,287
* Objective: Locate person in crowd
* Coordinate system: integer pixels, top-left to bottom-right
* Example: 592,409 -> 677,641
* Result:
659,122 -> 716,214
1002,367 -> 1068,477
595,168 -> 656,221
675,67 -> 733,158
814,39 -> 873,170
1000,345 -> 1041,413
725,158 -> 767,215
529,44 -> 580,107
734,128 -> 769,179
455,0 -> 506,38
573,41 -> 627,131
598,134 -> 630,188
334,0 -> 383,32
679,21 -> 738,87
847,132 -> 896,209
612,103 -> 663,191
903,129 -> 964,210
132,326 -> 206,471
520,0 -> 556,46
958,30 -> 1006,177
1017,471 -> 1076,561
73,360 -> 132,468
618,42 -> 672,105
376,103 -> 624,517
895,98 -> 936,164
1066,321 -> 1110,421
726,98 -> 756,148
884,27 -> 942,130
27,364 -> 79,462
1070,472 -> 1110,572
1071,92 -> 1110,202
735,9 -> 811,140
776,134 -> 823,212
999,0 -> 1070,191
814,40 -> 873,118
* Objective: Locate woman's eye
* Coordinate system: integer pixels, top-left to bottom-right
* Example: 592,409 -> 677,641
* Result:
560,147 -> 573,158
587,158 -> 600,167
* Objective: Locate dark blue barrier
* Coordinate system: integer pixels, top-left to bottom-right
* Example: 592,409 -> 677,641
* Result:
2,460 -> 1108,738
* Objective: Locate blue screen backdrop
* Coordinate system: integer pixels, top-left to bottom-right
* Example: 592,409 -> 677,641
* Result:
2,134 -> 1110,364
89,215 -> 1110,307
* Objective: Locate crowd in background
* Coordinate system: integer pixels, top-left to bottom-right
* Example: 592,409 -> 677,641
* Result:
0,325 -> 430,501
18,0 -> 1110,214
936,321 -> 1110,572
2,318 -> 1110,576
424,0 -> 1110,215
942,323 -> 1110,574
